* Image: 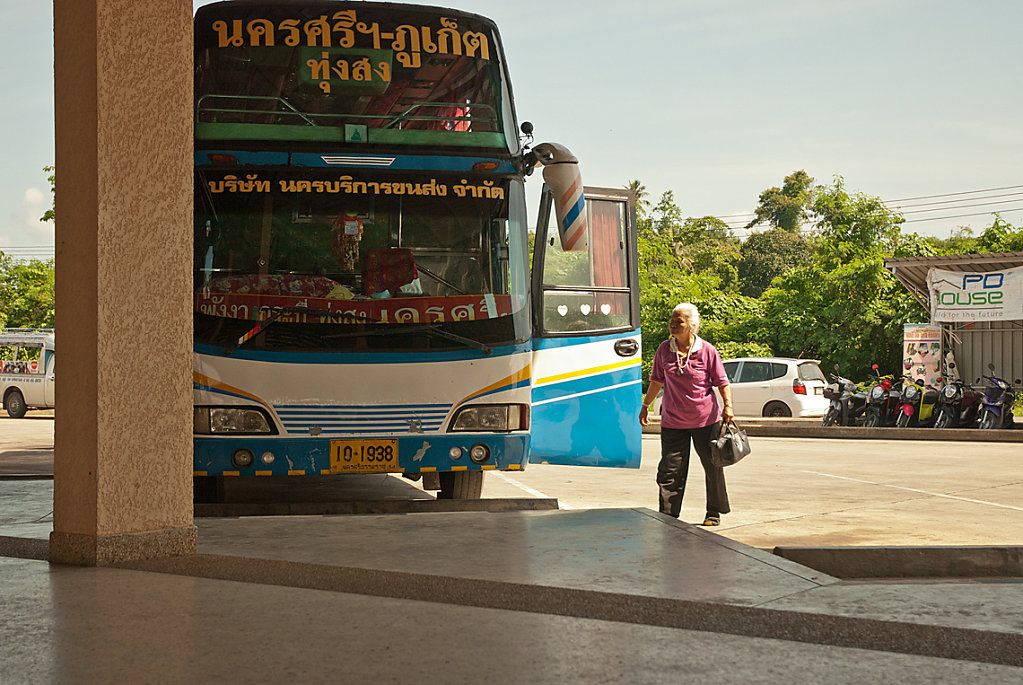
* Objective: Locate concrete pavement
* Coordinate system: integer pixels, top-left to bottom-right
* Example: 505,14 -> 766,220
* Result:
3,478 -> 1023,681
4,415 -> 1023,680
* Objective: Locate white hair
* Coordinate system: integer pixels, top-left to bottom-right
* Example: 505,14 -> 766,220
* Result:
672,302 -> 701,334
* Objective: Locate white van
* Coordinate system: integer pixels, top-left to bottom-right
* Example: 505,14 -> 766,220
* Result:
0,329 -> 56,418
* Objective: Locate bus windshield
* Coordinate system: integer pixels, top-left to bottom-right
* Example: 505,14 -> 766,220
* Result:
195,2 -> 516,152
194,169 -> 529,352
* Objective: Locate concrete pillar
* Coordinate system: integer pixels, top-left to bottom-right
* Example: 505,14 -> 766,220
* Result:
50,0 -> 196,565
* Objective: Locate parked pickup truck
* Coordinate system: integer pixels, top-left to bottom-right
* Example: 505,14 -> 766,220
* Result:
1,329 -> 55,418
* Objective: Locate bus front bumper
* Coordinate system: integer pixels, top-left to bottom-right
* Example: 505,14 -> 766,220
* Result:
193,433 -> 529,477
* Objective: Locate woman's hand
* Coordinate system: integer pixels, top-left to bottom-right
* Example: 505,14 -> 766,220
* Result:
639,405 -> 649,426
721,404 -> 734,423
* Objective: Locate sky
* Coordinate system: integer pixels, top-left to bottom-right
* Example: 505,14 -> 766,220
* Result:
3,0 -> 1023,260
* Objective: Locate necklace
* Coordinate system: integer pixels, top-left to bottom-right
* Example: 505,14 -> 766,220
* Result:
670,337 -> 695,375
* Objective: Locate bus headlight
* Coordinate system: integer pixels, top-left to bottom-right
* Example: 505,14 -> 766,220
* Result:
450,404 -> 528,432
194,407 -> 274,434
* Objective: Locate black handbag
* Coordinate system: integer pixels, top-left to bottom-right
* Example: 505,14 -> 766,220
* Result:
710,420 -> 751,467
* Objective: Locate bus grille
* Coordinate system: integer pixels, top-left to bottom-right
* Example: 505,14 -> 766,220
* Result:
274,404 -> 451,435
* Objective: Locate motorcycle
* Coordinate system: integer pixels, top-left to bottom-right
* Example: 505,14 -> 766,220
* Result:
895,376 -> 939,428
977,363 -> 1020,430
932,378 -> 982,429
822,364 -> 865,426
861,364 -> 901,428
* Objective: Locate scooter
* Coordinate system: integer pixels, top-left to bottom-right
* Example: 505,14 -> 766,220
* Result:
895,376 -> 939,428
822,364 -> 865,426
977,363 -> 1020,430
861,364 -> 901,427
932,378 -> 982,429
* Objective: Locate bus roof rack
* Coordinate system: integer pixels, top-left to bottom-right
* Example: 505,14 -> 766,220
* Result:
0,328 -> 55,345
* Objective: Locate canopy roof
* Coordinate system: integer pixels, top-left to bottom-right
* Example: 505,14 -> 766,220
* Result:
883,251 -> 1023,310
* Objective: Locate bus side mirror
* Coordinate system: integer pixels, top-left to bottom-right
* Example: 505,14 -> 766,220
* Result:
533,142 -> 587,252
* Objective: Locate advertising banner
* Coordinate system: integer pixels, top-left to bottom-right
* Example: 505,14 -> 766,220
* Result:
927,265 -> 1023,322
903,323 -> 941,387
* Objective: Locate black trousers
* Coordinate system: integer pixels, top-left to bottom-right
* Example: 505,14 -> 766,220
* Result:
657,423 -> 730,519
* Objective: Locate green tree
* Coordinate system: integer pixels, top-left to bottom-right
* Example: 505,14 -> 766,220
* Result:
41,165 -> 55,223
623,179 -> 651,218
975,215 -> 1023,253
675,216 -> 741,293
0,254 -> 55,329
811,176 -> 904,264
747,170 -> 814,232
892,233 -> 938,258
756,257 -> 925,378
650,190 -> 684,235
930,227 -> 979,255
736,228 -> 809,298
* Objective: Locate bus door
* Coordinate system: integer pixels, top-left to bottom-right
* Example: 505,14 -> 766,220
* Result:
529,186 -> 642,468
43,349 -> 56,407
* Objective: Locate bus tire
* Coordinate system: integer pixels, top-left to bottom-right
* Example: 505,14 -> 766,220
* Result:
437,471 -> 483,500
193,475 -> 225,504
5,390 -> 27,419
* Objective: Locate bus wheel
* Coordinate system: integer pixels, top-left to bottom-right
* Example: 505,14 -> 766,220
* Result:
4,390 -> 27,419
437,471 -> 483,500
193,476 -> 225,504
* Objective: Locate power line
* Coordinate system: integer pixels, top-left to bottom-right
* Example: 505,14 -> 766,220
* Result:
700,183 -> 1023,225
888,191 -> 1023,210
884,184 -> 1023,203
898,198 -> 1023,215
901,207 -> 1023,224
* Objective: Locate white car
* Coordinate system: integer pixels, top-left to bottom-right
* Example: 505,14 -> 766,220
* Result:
720,357 -> 829,417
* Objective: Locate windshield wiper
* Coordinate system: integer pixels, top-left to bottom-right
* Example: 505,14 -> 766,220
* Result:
322,321 -> 492,355
229,306 -> 380,353
229,306 -> 492,355
418,323 -> 493,355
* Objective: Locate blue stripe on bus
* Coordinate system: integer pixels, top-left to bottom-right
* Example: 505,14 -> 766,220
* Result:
194,383 -> 254,404
531,329 -> 642,350
194,341 -> 530,363
458,377 -> 532,405
531,366 -> 641,405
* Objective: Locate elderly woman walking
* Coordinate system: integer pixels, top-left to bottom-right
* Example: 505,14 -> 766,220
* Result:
639,303 -> 733,526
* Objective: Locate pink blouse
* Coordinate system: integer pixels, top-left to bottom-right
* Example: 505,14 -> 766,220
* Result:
650,336 -> 729,429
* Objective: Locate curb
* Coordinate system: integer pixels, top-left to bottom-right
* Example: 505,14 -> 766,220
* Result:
773,545 -> 1023,579
194,497 -> 560,518
642,417 -> 1023,442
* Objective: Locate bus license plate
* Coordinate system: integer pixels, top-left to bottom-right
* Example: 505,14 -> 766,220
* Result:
330,439 -> 400,473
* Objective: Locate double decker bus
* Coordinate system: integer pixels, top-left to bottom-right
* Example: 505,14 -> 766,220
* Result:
193,1 -> 642,501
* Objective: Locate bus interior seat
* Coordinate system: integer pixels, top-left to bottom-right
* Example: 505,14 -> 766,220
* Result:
361,248 -> 419,296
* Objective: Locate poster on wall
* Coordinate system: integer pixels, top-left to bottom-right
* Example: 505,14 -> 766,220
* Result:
927,265 -> 1023,322
903,323 -> 942,388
